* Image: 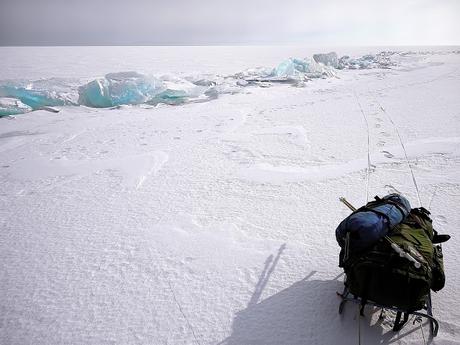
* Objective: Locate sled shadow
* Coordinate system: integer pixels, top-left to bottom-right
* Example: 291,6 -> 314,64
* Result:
219,244 -> 422,345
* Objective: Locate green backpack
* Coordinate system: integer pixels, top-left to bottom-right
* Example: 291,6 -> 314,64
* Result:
344,208 -> 446,311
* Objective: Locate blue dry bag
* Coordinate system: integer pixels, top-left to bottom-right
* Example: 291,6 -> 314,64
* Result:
335,194 -> 411,253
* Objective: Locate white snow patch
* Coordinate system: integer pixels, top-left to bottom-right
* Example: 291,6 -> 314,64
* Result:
6,151 -> 169,188
253,126 -> 310,147
238,137 -> 460,184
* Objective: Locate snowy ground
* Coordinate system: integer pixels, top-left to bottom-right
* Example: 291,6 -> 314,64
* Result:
1,46 -> 460,345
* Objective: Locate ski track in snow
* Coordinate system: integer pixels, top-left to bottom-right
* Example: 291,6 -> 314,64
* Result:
1,47 -> 460,345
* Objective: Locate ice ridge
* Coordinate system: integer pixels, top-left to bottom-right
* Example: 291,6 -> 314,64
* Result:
0,51 -> 412,117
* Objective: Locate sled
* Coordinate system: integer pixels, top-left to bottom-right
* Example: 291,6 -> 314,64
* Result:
337,284 -> 439,337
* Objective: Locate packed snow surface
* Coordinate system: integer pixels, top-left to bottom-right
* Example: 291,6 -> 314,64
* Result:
1,46 -> 460,345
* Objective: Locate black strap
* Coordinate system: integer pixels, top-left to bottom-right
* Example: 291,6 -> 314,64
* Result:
356,207 -> 392,232
393,312 -> 410,332
360,300 -> 366,316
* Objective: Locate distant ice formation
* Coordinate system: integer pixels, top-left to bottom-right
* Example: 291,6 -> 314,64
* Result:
0,50 -> 429,117
78,72 -> 217,107
313,52 -> 339,68
273,57 -> 332,79
235,57 -> 335,83
0,97 -> 33,116
0,85 -> 68,116
338,52 -> 397,69
78,72 -> 164,107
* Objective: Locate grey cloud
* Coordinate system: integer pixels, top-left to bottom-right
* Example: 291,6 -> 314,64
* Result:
0,0 -> 459,45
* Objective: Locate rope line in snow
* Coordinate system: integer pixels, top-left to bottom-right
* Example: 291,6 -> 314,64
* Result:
427,185 -> 439,210
353,90 -> 371,203
375,101 -> 423,207
357,304 -> 362,345
168,281 -> 202,345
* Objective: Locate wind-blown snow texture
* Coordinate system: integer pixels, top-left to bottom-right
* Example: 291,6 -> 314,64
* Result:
1,46 -> 460,345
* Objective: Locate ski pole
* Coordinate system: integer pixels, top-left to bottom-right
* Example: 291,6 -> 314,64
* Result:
339,197 -> 421,269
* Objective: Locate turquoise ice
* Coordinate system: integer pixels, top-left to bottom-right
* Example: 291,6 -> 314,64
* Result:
272,57 -> 327,79
0,85 -> 67,116
78,72 -> 165,108
148,89 -> 189,105
0,97 -> 33,116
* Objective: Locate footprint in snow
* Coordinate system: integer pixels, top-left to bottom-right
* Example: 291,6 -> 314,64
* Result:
385,184 -> 401,194
381,150 -> 394,158
435,215 -> 448,226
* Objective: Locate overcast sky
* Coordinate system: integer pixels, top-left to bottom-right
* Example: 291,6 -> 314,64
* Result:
1,0 -> 459,46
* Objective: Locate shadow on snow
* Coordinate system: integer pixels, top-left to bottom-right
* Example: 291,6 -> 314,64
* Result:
219,244 -> 428,345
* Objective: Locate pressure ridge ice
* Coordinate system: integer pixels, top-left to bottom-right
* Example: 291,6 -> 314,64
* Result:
0,51 -> 435,116
0,85 -> 69,116
77,72 -> 163,108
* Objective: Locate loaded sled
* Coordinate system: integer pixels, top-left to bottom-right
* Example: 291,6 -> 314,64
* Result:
335,195 -> 449,337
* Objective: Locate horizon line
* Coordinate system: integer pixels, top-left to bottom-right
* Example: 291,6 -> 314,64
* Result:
2,44 -> 460,48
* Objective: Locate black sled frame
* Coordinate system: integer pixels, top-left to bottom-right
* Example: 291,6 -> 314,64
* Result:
337,285 -> 439,337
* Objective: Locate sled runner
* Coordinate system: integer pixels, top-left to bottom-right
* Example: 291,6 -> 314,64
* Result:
337,283 -> 439,336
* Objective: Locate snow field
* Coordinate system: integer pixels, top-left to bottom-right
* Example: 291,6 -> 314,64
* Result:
1,47 -> 460,344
